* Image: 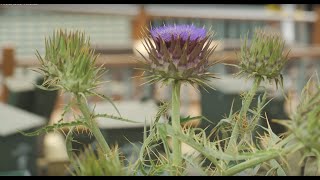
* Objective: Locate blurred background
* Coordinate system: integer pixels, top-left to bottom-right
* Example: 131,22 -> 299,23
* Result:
0,4 -> 320,176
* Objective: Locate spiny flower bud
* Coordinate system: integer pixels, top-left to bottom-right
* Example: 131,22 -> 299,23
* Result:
35,30 -> 104,94
293,82 -> 320,156
279,79 -> 320,165
237,29 -> 289,88
138,24 -> 218,88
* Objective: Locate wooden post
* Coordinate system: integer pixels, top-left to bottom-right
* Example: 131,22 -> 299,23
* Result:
131,5 -> 150,99
132,5 -> 149,40
312,5 -> 320,44
1,47 -> 15,102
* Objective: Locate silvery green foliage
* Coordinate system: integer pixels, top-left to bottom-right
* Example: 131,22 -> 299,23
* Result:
21,26 -> 320,176
277,77 -> 320,173
69,145 -> 129,176
292,80 -> 320,155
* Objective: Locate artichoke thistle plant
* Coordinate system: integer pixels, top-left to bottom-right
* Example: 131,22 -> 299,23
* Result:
20,24 -> 320,176
137,24 -> 218,174
22,30 -> 132,175
225,29 -> 290,154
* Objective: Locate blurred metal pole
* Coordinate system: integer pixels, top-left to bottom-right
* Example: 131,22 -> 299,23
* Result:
281,4 -> 296,45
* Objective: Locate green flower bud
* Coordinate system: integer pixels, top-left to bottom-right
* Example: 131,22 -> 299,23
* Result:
279,79 -> 320,166
292,82 -> 320,157
237,29 -> 289,88
35,30 -> 104,94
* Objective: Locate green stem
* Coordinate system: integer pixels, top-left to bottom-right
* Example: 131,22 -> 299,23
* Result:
66,127 -> 76,161
239,77 -> 261,118
223,142 -> 304,176
163,121 -> 302,176
76,95 -> 111,154
223,151 -> 280,176
171,81 -> 182,175
226,77 -> 261,154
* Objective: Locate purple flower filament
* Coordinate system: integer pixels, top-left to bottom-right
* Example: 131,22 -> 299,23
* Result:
150,24 -> 207,42
151,24 -> 207,55
149,24 -> 209,72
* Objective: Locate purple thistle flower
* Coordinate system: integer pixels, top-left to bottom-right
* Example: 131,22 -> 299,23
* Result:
150,24 -> 207,42
138,24 -> 218,87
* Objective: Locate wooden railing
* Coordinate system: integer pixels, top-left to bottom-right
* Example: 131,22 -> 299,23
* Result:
1,45 -> 320,68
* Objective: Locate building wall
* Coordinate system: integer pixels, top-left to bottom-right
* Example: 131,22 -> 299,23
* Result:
0,8 -> 132,60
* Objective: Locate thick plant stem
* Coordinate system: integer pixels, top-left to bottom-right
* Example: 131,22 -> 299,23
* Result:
171,81 -> 182,175
226,77 -> 261,154
239,77 -> 261,118
223,142 -> 304,176
76,95 -> 111,154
